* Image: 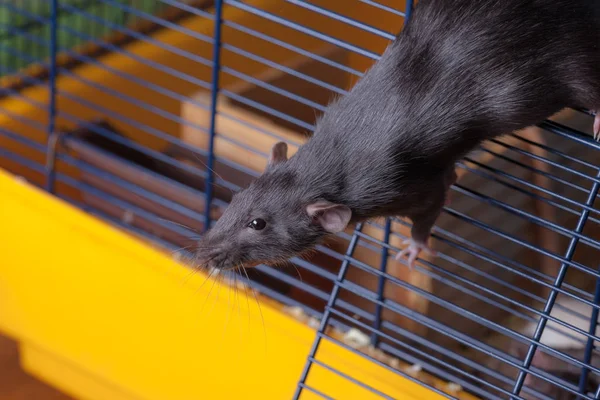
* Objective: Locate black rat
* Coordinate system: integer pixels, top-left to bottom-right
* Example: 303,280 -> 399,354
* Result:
196,0 -> 600,271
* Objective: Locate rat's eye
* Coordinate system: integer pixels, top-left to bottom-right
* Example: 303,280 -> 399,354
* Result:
248,218 -> 267,230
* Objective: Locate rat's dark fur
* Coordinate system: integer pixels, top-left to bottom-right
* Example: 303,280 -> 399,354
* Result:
197,0 -> 600,270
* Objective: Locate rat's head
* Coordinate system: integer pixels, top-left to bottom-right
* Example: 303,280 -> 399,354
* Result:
195,142 -> 352,270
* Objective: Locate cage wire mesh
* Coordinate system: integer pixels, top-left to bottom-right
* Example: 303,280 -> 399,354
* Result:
0,0 -> 600,399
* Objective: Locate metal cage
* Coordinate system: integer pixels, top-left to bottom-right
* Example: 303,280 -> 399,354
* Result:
1,1 -> 600,399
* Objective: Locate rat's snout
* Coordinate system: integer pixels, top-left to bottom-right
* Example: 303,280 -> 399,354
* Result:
194,234 -> 238,271
194,248 -> 219,270
194,235 -> 218,267
194,242 -> 221,270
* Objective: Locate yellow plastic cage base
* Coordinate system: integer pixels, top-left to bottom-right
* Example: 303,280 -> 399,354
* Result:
0,168 -> 447,400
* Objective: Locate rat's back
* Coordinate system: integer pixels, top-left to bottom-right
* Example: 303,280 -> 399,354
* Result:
302,0 -> 600,221
317,0 -> 600,166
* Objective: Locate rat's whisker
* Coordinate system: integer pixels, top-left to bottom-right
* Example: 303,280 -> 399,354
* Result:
188,151 -> 234,196
237,265 -> 252,338
191,245 -> 219,251
192,252 -> 220,270
270,257 -> 303,283
181,254 -> 217,286
232,270 -> 243,351
209,269 -> 224,318
180,262 -> 207,286
171,244 -> 195,254
191,259 -> 220,293
289,261 -> 303,283
299,248 -> 317,261
180,267 -> 198,286
242,265 -> 267,354
220,270 -> 235,342
199,269 -> 220,313
157,218 -> 199,233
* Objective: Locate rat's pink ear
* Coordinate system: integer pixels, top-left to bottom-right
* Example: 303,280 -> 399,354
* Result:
306,200 -> 352,233
267,142 -> 288,167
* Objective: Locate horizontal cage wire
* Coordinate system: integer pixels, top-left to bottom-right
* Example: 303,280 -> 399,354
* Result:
0,0 -> 600,399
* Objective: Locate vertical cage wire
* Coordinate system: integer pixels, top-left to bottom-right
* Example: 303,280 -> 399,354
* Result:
204,0 -> 224,231
45,0 -> 59,193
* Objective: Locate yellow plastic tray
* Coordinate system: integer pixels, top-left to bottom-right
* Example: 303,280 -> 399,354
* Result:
0,168 -> 446,400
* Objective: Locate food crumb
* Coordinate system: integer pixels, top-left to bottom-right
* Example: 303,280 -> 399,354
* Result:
172,251 -> 183,262
122,210 -> 134,224
343,328 -> 371,348
307,317 -> 320,329
447,383 -> 462,392
408,364 -> 422,374
283,306 -> 306,320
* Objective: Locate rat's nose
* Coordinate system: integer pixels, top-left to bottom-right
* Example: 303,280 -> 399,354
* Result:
194,234 -> 235,270
195,243 -> 232,271
193,244 -> 218,270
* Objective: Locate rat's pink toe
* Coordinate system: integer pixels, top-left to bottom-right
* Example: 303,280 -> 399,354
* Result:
395,247 -> 410,262
395,247 -> 419,269
407,250 -> 418,269
594,111 -> 600,141
395,239 -> 436,269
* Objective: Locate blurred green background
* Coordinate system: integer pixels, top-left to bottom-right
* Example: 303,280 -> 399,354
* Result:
0,0 -> 165,76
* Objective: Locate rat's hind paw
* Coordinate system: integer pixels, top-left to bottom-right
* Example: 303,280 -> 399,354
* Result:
395,239 -> 437,269
594,110 -> 600,141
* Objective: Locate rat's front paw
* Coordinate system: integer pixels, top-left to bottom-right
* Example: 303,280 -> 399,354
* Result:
395,239 -> 437,269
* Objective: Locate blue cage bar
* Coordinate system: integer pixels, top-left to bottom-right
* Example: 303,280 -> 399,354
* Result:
1,1 -> 600,399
